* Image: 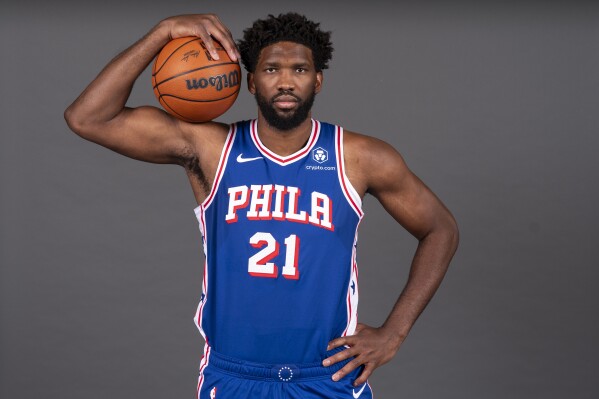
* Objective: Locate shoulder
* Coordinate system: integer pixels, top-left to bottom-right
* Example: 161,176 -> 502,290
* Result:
343,129 -> 396,158
317,120 -> 399,164
341,128 -> 410,196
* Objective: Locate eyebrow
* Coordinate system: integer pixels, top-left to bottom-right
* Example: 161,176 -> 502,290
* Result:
261,61 -> 311,68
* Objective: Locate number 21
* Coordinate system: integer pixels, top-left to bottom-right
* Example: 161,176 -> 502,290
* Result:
248,232 -> 300,279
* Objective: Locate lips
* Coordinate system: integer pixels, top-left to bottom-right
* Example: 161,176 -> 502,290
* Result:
273,94 -> 300,110
274,101 -> 297,109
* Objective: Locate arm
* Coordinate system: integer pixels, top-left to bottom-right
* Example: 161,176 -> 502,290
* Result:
64,14 -> 240,164
324,133 -> 459,385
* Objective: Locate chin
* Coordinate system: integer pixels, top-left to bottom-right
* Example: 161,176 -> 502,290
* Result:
255,93 -> 315,131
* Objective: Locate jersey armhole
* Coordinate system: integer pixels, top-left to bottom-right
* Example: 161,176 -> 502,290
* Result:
193,123 -> 237,219
335,126 -> 364,218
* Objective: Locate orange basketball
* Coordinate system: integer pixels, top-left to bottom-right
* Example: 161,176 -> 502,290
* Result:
152,37 -> 241,123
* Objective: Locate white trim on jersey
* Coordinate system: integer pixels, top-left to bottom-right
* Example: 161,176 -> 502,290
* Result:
196,343 -> 212,399
342,219 -> 361,337
198,124 -> 237,211
193,124 -> 236,340
335,126 -> 363,337
193,209 -> 209,339
335,126 -> 363,218
250,119 -> 321,166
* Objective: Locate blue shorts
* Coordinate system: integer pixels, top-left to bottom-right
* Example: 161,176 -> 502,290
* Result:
196,346 -> 373,399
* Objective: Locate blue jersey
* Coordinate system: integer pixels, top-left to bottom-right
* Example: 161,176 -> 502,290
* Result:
193,119 -> 363,364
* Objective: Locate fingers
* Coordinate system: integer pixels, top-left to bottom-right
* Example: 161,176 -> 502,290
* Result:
165,14 -> 239,62
322,345 -> 355,367
328,355 -> 374,386
352,363 -> 374,386
326,336 -> 348,351
331,357 -> 362,382
323,350 -> 375,387
323,325 -> 382,386
322,341 -> 369,386
195,15 -> 239,62
213,15 -> 241,61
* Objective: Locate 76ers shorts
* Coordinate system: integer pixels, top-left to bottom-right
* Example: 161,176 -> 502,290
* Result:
196,347 -> 373,399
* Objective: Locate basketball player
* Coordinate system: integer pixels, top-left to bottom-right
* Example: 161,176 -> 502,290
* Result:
65,13 -> 459,399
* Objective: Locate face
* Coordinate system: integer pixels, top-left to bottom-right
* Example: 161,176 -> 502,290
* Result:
248,41 -> 323,131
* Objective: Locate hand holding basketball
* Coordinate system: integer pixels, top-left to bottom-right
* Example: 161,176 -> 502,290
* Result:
152,15 -> 242,123
160,14 -> 239,61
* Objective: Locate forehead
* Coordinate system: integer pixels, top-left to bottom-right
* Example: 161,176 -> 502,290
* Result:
257,41 -> 315,65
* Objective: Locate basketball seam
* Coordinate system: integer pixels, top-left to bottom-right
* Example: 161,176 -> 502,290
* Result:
153,62 -> 240,90
158,96 -> 194,122
158,89 -> 240,103
152,37 -> 202,76
154,73 -> 191,121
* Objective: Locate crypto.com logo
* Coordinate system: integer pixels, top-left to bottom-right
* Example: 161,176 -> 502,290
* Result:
312,147 -> 328,163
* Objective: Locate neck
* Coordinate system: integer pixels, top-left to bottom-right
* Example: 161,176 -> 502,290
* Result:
256,113 -> 313,157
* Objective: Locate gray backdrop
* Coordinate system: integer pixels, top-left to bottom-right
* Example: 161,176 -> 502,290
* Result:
1,0 -> 598,398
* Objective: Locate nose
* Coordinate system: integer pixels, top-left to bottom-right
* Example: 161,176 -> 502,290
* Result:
277,69 -> 295,91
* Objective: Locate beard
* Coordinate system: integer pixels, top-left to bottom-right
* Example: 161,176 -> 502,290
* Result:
254,89 -> 316,131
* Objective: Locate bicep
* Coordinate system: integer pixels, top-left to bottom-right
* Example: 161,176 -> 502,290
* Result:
74,105 -> 190,164
366,142 -> 450,240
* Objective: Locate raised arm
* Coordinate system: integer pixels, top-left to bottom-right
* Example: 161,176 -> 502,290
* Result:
324,132 -> 459,386
64,14 -> 240,164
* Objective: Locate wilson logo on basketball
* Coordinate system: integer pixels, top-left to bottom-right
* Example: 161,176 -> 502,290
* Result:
185,71 -> 240,92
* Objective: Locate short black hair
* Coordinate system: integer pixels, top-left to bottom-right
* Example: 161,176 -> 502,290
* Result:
238,12 -> 333,73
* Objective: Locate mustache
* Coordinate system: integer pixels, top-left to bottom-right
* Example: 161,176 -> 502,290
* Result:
272,91 -> 301,102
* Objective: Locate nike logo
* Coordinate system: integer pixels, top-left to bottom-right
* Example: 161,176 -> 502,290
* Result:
237,154 -> 263,163
352,383 -> 367,399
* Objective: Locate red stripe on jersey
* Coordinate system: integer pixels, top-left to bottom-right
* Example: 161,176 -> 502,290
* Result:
335,126 -> 363,218
202,124 -> 237,209
343,219 -> 362,337
342,288 -> 352,337
250,119 -> 320,164
196,344 -> 211,398
196,210 -> 208,336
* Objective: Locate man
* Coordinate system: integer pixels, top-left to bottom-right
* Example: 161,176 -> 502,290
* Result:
65,12 -> 458,399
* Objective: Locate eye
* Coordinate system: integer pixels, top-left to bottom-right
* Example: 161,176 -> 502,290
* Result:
296,68 -> 307,73
265,67 -> 277,73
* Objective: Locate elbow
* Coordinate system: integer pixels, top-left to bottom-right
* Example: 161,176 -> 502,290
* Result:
64,104 -> 94,139
64,104 -> 83,135
423,214 -> 460,255
443,215 -> 460,257
449,218 -> 460,253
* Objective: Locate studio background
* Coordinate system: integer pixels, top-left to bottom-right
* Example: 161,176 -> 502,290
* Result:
1,1 -> 598,398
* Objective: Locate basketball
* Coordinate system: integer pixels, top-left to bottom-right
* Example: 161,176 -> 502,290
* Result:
152,37 -> 241,123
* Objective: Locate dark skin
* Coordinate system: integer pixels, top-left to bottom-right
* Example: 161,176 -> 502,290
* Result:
248,42 -> 322,156
65,14 -> 459,387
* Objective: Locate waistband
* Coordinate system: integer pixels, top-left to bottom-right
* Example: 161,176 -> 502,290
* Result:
204,346 -> 352,382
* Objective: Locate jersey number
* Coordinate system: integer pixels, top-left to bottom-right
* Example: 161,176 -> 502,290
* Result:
248,232 -> 300,279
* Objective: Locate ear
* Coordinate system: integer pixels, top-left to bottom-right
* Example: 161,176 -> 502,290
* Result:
247,72 -> 256,95
315,71 -> 323,94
